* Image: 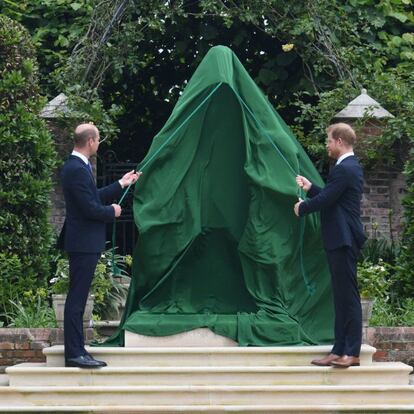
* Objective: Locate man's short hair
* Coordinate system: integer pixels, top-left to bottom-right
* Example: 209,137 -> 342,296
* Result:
73,126 -> 97,147
326,123 -> 356,147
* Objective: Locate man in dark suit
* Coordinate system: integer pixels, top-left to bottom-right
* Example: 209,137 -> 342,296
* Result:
59,123 -> 140,368
294,123 -> 366,368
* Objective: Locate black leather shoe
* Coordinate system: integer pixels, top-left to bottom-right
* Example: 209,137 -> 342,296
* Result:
83,353 -> 107,367
65,355 -> 106,368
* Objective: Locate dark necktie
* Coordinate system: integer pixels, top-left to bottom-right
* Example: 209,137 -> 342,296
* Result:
87,161 -> 95,183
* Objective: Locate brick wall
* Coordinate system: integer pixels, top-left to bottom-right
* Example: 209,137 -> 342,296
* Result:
366,327 -> 414,368
0,328 -> 93,373
361,168 -> 406,240
334,119 -> 407,240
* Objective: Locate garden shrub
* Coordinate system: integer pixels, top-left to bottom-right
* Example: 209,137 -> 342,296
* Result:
0,15 -> 58,325
394,131 -> 414,299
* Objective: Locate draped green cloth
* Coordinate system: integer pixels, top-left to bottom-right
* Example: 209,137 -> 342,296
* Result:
102,45 -> 334,347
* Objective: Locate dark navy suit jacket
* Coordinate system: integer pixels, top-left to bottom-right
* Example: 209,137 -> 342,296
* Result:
299,155 -> 366,251
58,155 -> 123,253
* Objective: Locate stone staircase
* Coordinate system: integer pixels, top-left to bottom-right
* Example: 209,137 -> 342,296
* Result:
0,343 -> 413,412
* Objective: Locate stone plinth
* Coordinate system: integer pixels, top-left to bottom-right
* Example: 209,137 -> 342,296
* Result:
125,328 -> 237,347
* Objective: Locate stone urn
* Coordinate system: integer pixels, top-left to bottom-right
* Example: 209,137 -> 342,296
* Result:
52,294 -> 94,328
361,297 -> 374,327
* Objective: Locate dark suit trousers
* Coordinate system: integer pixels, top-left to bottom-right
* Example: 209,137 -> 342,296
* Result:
64,252 -> 100,360
326,241 -> 362,357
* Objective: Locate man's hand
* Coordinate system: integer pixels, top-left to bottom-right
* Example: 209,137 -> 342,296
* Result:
119,170 -> 142,188
294,198 -> 303,217
112,204 -> 122,217
296,175 -> 312,192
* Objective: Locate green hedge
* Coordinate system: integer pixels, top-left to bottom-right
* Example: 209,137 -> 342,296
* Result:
395,160 -> 414,298
0,16 -> 58,325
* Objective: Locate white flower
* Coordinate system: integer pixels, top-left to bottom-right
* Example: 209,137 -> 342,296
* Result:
282,43 -> 294,52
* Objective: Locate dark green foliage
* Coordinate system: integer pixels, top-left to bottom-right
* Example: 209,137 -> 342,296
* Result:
394,160 -> 414,298
3,288 -> 57,328
360,238 -> 399,266
370,297 -> 414,327
1,1 -> 413,311
0,0 -> 94,96
0,15 -> 58,325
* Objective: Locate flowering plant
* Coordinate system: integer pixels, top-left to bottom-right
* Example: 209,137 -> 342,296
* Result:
357,259 -> 390,299
282,43 -> 294,52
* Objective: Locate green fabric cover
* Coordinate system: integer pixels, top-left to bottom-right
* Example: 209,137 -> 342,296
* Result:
103,45 -> 334,347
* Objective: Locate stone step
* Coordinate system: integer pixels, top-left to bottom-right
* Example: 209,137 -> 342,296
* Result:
0,375 -> 8,386
6,362 -> 411,387
44,344 -> 377,367
0,385 -> 413,408
1,405 -> 414,413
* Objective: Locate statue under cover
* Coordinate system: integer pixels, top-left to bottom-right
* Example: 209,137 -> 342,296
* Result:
104,45 -> 334,347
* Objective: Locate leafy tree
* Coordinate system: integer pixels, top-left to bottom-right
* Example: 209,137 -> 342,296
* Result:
0,0 -> 94,96
59,1 -> 312,160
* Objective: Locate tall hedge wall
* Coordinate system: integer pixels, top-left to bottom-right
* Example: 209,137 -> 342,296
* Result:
0,15 -> 58,323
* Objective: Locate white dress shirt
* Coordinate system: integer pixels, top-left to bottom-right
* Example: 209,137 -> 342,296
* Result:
336,151 -> 354,166
71,150 -> 89,165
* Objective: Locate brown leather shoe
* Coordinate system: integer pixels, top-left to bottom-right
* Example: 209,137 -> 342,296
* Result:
330,355 -> 360,368
311,353 -> 340,366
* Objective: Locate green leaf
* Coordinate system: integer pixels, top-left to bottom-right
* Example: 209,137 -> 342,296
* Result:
1,0 -> 24,9
378,31 -> 388,40
402,33 -> 414,44
387,11 -> 409,22
401,51 -> 414,60
70,2 -> 82,11
391,36 -> 403,47
371,15 -> 387,28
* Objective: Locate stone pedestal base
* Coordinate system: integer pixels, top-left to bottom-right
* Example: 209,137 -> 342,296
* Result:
125,328 -> 237,347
